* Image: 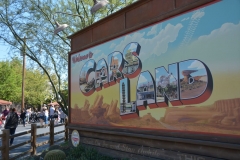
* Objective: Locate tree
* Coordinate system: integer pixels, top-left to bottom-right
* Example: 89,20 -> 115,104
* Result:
24,68 -> 50,109
0,0 -> 138,115
0,58 -> 22,102
0,58 -> 53,108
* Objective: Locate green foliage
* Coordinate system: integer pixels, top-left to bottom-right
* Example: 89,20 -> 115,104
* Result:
48,144 -> 62,151
44,149 -> 66,160
65,145 -> 114,160
18,141 -> 130,160
0,58 -> 50,107
0,0 -> 138,115
0,58 -> 22,102
40,150 -> 49,159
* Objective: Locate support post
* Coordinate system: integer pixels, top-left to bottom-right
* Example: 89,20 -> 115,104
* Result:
31,123 -> 37,155
21,37 -> 26,110
65,118 -> 68,141
2,129 -> 10,160
50,120 -> 54,146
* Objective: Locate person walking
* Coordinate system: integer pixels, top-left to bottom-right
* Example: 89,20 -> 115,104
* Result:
0,113 -> 3,129
49,105 -> 55,121
4,108 -> 19,146
1,106 -> 10,127
59,108 -> 66,123
39,107 -> 45,127
25,109 -> 31,124
20,109 -> 26,127
53,108 -> 60,124
43,107 -> 49,128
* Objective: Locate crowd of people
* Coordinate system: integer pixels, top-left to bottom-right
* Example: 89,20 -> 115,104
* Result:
0,105 -> 67,146
38,105 -> 67,127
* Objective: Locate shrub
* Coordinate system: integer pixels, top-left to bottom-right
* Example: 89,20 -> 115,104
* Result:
48,144 -> 62,151
40,150 -> 49,159
66,145 -> 114,160
44,149 -> 66,160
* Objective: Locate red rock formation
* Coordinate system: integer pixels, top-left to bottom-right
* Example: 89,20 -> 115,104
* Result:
163,107 -> 213,123
212,98 -> 240,125
213,98 -> 240,115
221,116 -> 237,126
208,112 -> 226,124
74,104 -> 79,109
83,99 -> 90,110
163,98 -> 240,127
91,95 -> 103,109
104,100 -> 121,123
118,113 -> 164,129
106,100 -> 119,116
91,106 -> 106,118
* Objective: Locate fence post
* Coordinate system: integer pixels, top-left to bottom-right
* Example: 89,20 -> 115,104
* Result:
31,123 -> 37,155
2,129 -> 10,160
65,118 -> 68,141
50,120 -> 54,146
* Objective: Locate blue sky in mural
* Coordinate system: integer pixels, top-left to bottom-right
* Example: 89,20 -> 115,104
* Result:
155,63 -> 178,83
179,60 -> 207,79
96,59 -> 107,70
137,71 -> 153,87
80,59 -> 95,75
72,0 -> 240,77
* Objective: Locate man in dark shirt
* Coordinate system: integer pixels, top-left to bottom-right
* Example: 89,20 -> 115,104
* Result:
5,108 -> 19,146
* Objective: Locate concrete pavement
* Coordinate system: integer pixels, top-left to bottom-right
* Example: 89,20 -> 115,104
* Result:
0,122 -> 65,159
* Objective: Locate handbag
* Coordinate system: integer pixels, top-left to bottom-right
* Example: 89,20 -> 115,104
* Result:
54,114 -> 58,118
1,116 -> 6,120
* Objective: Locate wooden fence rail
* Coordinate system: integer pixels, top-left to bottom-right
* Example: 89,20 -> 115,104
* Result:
0,119 -> 68,160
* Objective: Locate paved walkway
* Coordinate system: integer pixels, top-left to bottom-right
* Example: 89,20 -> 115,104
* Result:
0,122 -> 65,159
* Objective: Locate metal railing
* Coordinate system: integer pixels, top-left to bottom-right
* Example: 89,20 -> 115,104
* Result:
0,119 -> 68,160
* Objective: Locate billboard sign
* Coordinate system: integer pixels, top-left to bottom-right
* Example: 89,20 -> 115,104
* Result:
70,0 -> 240,137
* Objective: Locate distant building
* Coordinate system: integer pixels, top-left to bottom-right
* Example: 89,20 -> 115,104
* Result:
95,66 -> 108,87
110,57 -> 119,80
120,82 -> 136,115
122,50 -> 139,74
137,82 -> 155,100
85,78 -> 95,92
79,71 -> 87,85
121,82 -> 126,113
120,101 -> 136,115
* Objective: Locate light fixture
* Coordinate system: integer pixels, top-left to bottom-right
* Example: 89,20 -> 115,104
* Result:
91,0 -> 109,14
53,11 -> 84,34
54,21 -> 69,34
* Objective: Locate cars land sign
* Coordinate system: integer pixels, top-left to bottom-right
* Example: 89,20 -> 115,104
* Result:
71,0 -> 240,137
71,130 -> 80,147
78,43 -> 213,119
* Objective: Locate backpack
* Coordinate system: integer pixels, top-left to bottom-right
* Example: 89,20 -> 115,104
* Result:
20,112 -> 26,119
54,111 -> 58,118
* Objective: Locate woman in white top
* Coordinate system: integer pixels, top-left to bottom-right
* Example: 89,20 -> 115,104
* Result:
43,107 -> 49,128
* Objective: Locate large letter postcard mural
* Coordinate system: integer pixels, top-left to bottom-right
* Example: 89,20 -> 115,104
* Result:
70,0 -> 240,136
